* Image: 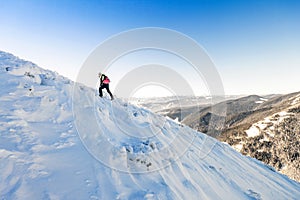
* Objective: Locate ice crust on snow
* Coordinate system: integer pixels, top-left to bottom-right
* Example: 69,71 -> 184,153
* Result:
1,51 -> 300,199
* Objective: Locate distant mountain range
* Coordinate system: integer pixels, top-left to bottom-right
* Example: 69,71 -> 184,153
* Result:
138,93 -> 300,182
131,95 -> 242,121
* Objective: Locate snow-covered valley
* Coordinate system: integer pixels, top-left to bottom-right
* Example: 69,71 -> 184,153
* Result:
1,51 -> 300,199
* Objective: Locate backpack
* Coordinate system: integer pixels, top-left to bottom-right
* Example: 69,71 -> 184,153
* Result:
103,77 -> 110,84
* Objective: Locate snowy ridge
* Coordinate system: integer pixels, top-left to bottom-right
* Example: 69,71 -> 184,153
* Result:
1,51 -> 300,199
244,111 -> 293,139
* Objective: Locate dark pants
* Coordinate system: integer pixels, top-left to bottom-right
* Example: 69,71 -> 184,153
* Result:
99,84 -> 113,99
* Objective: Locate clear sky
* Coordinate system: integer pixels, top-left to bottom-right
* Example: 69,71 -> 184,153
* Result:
1,0 -> 300,96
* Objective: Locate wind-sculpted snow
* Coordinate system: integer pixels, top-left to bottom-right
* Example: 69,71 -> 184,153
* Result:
1,51 -> 300,199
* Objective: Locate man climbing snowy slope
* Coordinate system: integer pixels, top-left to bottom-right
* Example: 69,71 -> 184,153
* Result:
98,72 -> 114,100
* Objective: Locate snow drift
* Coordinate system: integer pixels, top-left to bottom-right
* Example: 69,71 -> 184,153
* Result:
0,51 -> 300,199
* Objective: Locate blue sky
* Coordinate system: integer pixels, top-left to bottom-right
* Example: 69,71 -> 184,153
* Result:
1,0 -> 300,95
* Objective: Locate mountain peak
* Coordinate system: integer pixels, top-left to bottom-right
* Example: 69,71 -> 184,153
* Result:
1,51 -> 300,199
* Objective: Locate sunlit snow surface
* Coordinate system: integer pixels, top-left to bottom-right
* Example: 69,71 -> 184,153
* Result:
1,51 -> 300,199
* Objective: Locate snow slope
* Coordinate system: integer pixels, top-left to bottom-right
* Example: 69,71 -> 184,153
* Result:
1,51 -> 300,199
